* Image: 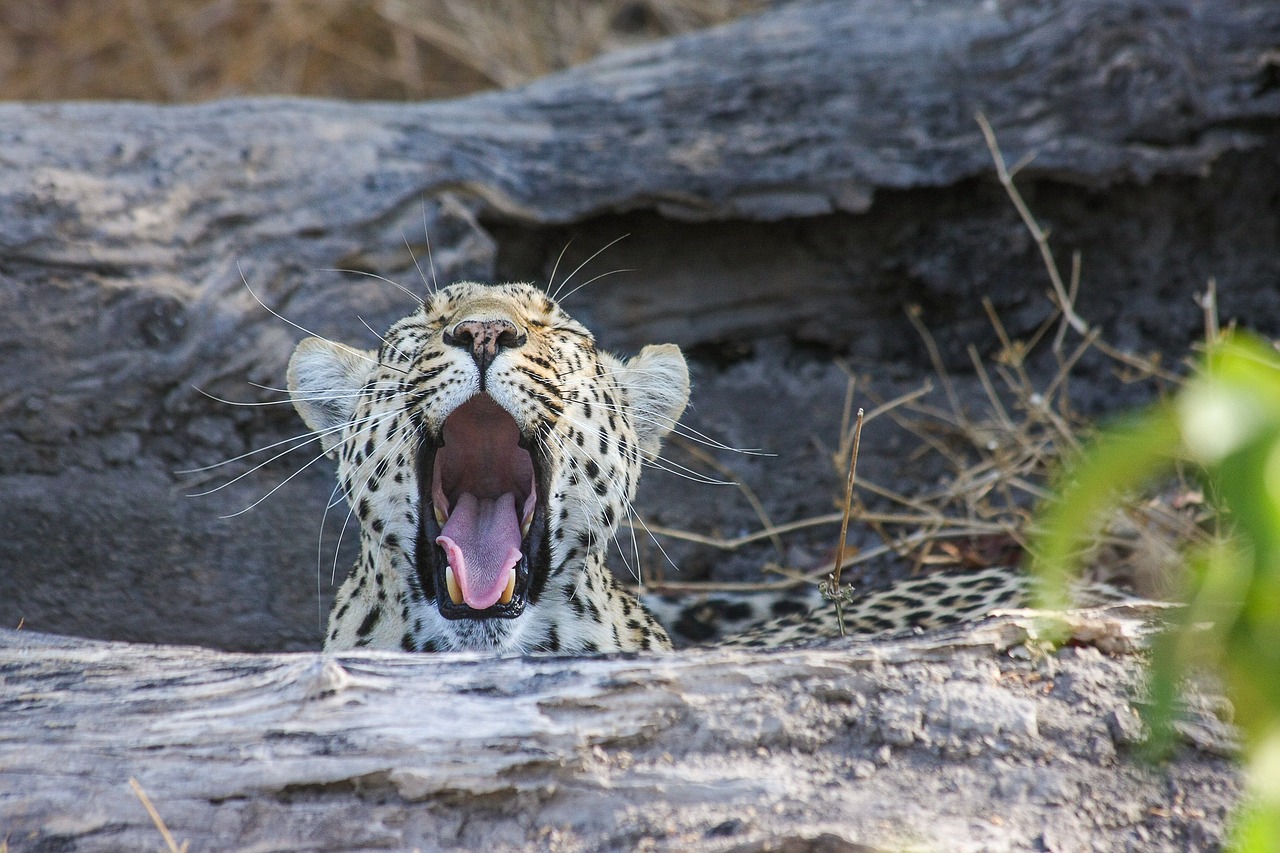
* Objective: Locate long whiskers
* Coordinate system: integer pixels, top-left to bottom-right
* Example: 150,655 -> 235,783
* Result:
319,266 -> 425,310
358,315 -> 412,363
185,408 -> 395,500
180,381 -> 403,475
420,201 -> 440,294
550,233 -> 629,302
545,238 -> 574,296
316,477 -> 345,630
585,389 -> 770,456
190,384 -> 368,409
555,266 -> 636,304
237,261 -> 407,376
325,423 -> 420,585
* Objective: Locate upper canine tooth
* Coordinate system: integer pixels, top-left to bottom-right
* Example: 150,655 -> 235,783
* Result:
445,565 -> 463,605
499,570 -> 516,605
434,503 -> 449,526
520,510 -> 533,538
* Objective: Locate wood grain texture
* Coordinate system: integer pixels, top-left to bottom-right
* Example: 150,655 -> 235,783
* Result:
0,606 -> 1239,850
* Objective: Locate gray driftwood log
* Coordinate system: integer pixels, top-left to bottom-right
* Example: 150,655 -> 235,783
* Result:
0,607 -> 1239,851
1,0 -> 1278,650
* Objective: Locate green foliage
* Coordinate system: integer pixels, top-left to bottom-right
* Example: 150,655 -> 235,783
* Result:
1033,331 -> 1280,852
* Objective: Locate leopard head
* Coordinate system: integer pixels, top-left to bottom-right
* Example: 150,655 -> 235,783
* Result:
287,282 -> 689,651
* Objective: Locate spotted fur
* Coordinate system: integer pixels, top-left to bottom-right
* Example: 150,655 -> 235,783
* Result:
647,566 -> 1034,648
289,282 -> 687,654
289,281 -> 1039,656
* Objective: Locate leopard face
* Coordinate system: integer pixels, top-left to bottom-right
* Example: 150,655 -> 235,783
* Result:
288,282 -> 688,654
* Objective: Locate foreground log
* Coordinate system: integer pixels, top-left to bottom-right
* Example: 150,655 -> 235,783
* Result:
1,0 -> 1278,650
0,607 -> 1239,851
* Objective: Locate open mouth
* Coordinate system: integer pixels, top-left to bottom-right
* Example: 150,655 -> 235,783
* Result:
416,394 -> 547,620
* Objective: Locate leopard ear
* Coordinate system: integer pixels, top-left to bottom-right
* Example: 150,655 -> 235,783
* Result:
614,343 -> 690,460
287,337 -> 376,454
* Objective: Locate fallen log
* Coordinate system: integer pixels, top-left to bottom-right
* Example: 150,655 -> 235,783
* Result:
1,0 -> 1277,652
0,606 -> 1239,851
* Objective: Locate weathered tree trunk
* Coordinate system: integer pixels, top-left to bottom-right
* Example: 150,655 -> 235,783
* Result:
1,0 -> 1276,652
0,607 -> 1239,851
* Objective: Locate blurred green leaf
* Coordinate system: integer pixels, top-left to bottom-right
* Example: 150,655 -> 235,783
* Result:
1033,331 -> 1280,851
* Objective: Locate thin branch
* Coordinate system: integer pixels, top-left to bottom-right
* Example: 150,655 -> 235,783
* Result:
128,778 -> 189,853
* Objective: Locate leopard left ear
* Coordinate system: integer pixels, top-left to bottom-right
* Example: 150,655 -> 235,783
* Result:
287,337 -> 376,454
614,343 -> 690,460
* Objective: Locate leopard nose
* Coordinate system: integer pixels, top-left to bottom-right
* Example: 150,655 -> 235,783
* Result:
444,318 -> 527,373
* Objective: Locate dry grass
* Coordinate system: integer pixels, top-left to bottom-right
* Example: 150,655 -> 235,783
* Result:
0,1 -> 759,102
637,116 -> 1214,604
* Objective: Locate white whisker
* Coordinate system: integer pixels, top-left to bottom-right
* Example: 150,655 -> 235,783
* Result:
319,266 -> 424,311
546,238 -> 574,296
190,384 -> 367,409
238,262 -> 405,375
316,477 -> 345,630
177,391 -> 399,475
186,408 -> 393,490
556,267 -> 635,304
401,223 -> 432,301
589,395 -> 770,456
358,315 -> 412,364
421,201 -> 440,294
217,438 -> 347,520
640,455 -> 735,486
551,233 -> 629,302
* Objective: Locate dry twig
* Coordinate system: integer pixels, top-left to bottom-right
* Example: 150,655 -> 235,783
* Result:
128,777 -> 189,853
820,408 -> 865,635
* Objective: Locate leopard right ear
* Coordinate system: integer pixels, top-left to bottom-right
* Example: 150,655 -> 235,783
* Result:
287,337 -> 376,454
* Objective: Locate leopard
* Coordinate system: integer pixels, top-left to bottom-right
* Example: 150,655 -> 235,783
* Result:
288,281 -> 688,654
287,280 -> 1033,655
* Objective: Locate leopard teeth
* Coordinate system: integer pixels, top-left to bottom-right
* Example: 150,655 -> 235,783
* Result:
444,565 -> 463,605
499,570 -> 516,606
520,511 -> 533,538
434,503 -> 449,526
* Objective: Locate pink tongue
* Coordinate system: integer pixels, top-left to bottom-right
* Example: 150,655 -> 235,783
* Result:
436,492 -> 522,610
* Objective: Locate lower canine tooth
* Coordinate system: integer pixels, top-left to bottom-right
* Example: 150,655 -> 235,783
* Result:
445,565 -> 463,605
499,571 -> 516,605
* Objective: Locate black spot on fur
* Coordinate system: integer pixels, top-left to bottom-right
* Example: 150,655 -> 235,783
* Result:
718,601 -> 754,622
356,609 -> 381,637
771,599 -> 809,617
674,612 -> 718,643
901,610 -> 935,626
